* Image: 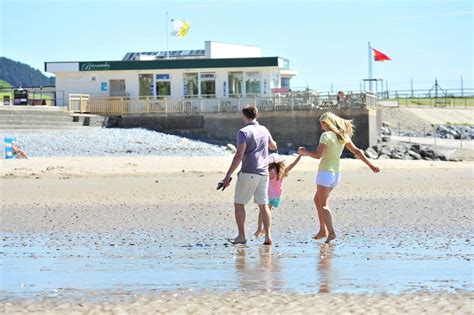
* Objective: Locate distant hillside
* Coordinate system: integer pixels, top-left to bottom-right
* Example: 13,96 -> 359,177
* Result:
0,57 -> 55,88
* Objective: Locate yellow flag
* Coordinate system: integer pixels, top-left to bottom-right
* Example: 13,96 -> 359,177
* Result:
171,20 -> 190,37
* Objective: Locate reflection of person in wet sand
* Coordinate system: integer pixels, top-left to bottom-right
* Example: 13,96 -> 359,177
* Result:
318,243 -> 332,293
234,246 -> 282,291
222,105 -> 277,246
298,112 -> 380,243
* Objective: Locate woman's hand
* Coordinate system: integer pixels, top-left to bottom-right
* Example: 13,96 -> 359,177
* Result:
297,146 -> 307,156
370,164 -> 380,173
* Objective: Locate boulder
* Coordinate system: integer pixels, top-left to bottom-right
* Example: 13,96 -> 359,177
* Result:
407,150 -> 422,160
365,148 -> 378,159
226,143 -> 236,153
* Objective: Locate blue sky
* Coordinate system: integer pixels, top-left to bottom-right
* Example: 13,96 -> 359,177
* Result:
1,0 -> 472,92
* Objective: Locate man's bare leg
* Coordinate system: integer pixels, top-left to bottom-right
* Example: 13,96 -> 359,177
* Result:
229,203 -> 247,244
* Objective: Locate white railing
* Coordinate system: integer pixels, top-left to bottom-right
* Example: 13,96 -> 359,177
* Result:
68,94 -> 90,113
69,93 -> 373,115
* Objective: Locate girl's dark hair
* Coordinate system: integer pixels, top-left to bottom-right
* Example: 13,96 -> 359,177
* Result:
242,105 -> 258,119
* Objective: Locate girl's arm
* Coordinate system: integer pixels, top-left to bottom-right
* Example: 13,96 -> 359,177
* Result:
285,154 -> 302,174
298,144 -> 326,160
345,141 -> 380,173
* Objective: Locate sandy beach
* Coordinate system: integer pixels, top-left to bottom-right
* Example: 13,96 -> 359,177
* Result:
1,156 -> 473,313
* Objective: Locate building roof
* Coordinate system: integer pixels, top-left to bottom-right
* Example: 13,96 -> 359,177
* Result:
45,57 -> 289,72
122,50 -> 206,61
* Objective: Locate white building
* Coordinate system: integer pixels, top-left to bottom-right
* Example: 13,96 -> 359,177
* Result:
45,41 -> 297,106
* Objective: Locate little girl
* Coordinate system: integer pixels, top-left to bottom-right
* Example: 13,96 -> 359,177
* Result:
298,112 -> 380,243
254,153 -> 301,238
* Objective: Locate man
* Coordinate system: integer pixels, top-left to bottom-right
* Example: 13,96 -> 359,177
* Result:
222,105 -> 277,245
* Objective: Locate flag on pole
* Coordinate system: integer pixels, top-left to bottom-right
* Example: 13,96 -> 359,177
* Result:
171,20 -> 190,37
372,48 -> 391,61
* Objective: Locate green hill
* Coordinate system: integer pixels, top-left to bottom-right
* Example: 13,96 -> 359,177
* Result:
0,57 -> 54,88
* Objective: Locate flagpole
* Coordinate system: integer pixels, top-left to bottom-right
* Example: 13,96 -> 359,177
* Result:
368,41 -> 373,92
166,11 -> 169,59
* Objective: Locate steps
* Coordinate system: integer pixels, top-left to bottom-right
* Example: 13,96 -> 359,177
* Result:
0,106 -> 106,130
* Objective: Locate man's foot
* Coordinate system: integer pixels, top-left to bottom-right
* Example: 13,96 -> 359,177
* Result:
263,238 -> 273,246
312,231 -> 327,240
227,237 -> 247,245
253,230 -> 265,238
324,234 -> 336,244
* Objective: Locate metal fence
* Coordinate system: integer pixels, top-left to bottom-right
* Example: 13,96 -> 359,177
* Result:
68,92 -> 376,115
378,88 -> 474,108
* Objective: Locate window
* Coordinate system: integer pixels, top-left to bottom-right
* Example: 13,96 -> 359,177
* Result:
156,74 -> 171,97
156,82 -> 170,96
281,77 -> 291,89
183,73 -> 198,97
228,72 -> 243,96
139,74 -> 153,97
200,73 -> 215,97
245,72 -> 260,96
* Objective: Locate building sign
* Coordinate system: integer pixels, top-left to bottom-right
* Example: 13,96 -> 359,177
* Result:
200,73 -> 215,80
79,62 -> 111,71
156,74 -> 170,80
100,82 -> 108,91
271,87 -> 289,93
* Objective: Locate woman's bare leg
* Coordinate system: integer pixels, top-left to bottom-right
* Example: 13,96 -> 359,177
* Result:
316,185 -> 336,243
313,192 -> 327,239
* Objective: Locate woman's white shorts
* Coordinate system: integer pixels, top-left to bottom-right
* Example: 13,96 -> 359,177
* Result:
316,170 -> 341,189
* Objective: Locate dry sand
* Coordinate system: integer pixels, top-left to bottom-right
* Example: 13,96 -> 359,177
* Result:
1,156 -> 473,314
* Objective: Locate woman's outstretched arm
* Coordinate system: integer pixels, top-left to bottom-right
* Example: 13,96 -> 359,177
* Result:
345,141 -> 380,173
298,144 -> 326,160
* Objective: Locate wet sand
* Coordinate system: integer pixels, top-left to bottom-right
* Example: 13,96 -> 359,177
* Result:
1,157 -> 473,313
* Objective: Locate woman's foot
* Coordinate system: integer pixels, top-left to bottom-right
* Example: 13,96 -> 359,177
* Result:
312,231 -> 327,240
228,237 -> 247,245
324,233 -> 336,244
253,229 -> 265,238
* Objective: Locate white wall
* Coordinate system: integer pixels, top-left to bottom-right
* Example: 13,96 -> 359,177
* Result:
205,41 -> 261,59
56,66 -> 286,105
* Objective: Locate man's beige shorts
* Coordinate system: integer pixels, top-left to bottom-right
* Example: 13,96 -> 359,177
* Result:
234,172 -> 269,205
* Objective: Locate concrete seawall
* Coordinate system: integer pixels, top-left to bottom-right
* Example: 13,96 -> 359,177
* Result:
108,108 -> 379,151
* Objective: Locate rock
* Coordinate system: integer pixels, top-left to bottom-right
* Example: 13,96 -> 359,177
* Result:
365,148 -> 378,159
381,136 -> 391,142
226,143 -> 236,153
407,150 -> 422,160
410,144 -> 421,153
391,152 -> 407,159
379,146 -> 392,156
378,154 -> 391,159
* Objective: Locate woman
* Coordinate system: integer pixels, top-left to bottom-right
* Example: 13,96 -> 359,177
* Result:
298,112 -> 380,243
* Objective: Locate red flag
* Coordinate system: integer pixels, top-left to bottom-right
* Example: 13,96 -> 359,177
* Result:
372,48 -> 391,61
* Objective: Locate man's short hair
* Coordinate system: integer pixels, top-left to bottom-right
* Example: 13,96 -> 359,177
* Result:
242,105 -> 258,119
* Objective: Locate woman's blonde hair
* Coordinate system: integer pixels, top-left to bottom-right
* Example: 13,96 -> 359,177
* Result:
319,112 -> 354,143
269,161 -> 286,181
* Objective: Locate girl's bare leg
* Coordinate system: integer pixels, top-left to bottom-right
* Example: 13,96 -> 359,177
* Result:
317,185 -> 336,243
254,205 -> 272,237
313,192 -> 327,239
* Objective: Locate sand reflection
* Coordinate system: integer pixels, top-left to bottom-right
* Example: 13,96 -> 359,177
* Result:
317,243 -> 333,293
234,245 -> 282,291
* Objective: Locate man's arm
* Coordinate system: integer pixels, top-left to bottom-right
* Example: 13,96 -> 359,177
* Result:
268,135 -> 277,151
223,142 -> 246,187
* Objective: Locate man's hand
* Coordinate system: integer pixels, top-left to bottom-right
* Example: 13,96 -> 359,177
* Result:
223,175 -> 232,188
